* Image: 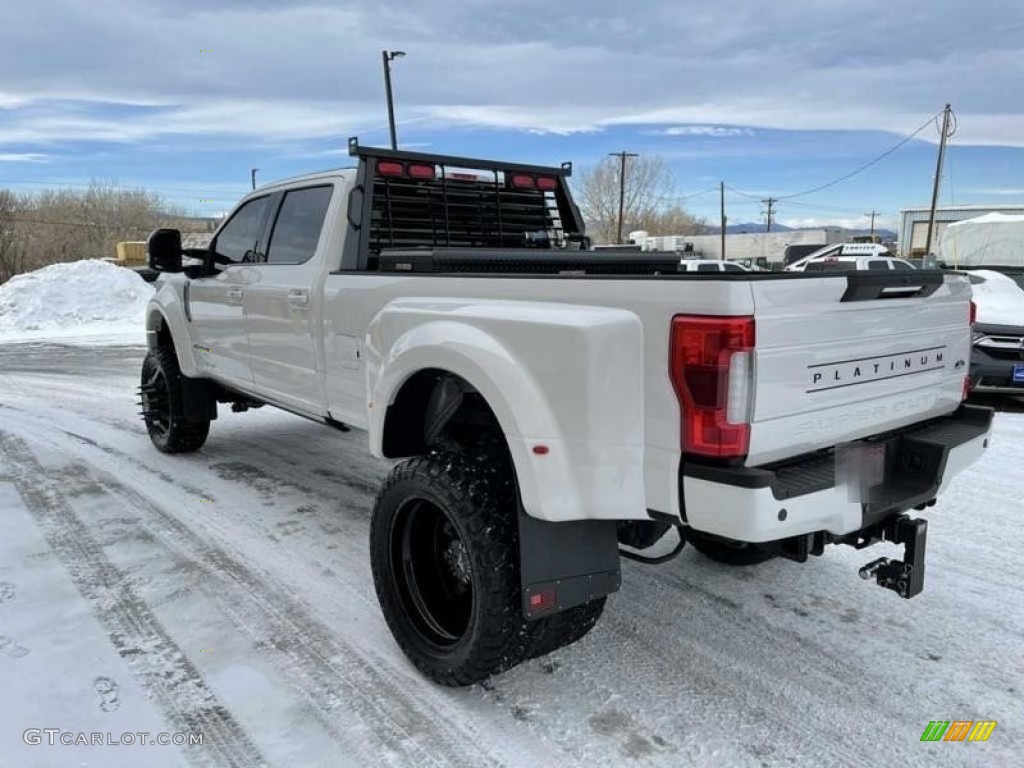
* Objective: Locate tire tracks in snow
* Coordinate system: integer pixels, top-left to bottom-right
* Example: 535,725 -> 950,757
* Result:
0,416 -> 508,768
0,430 -> 269,768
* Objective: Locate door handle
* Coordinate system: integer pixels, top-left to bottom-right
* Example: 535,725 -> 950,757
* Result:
287,290 -> 310,310
227,286 -> 244,304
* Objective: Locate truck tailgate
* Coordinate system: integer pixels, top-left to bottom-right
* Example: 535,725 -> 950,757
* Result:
747,272 -> 972,465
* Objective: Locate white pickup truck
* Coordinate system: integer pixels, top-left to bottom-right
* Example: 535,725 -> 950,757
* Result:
140,139 -> 992,686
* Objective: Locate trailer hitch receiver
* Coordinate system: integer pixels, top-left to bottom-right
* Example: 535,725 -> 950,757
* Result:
857,515 -> 927,599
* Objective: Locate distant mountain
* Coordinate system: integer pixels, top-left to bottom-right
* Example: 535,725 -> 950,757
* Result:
711,222 -> 897,239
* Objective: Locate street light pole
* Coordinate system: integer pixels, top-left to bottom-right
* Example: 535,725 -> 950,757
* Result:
382,50 -> 406,150
250,168 -> 258,191
609,150 -> 638,244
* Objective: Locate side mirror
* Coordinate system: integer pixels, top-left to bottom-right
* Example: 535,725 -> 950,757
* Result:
147,228 -> 183,273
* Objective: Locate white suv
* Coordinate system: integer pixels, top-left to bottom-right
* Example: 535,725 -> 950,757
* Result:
789,255 -> 917,273
679,259 -> 750,273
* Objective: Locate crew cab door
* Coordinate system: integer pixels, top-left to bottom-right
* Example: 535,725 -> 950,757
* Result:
188,195 -> 271,385
243,184 -> 334,414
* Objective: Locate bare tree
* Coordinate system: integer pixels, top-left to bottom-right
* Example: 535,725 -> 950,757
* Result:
0,182 -> 194,283
0,190 -> 27,284
574,155 -> 707,244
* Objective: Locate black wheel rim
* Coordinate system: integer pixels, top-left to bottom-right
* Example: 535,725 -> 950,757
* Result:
141,366 -> 171,438
392,498 -> 472,648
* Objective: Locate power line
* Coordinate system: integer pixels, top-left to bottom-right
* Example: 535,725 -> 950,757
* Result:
0,179 -> 243,201
777,111 -> 942,200
724,184 -> 764,201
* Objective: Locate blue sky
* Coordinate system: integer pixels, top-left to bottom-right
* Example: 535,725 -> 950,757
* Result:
2,0 -> 1023,231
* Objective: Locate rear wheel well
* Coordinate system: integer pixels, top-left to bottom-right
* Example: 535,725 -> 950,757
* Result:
382,370 -> 505,458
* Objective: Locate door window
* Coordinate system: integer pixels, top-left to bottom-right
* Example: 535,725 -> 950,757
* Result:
265,186 -> 334,265
867,260 -> 889,271
696,263 -> 719,272
212,196 -> 270,264
892,260 -> 915,271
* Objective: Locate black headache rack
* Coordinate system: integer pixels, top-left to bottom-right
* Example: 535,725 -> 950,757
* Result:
343,137 -> 680,275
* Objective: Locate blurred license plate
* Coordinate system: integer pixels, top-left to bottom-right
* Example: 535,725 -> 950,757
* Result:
860,443 -> 887,487
1014,364 -> 1024,383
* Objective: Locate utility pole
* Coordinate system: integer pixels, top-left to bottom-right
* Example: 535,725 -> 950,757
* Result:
382,50 -> 406,150
250,168 -> 258,191
865,210 -> 878,237
609,151 -> 638,244
924,103 -> 953,257
720,181 -> 727,260
761,197 -> 777,233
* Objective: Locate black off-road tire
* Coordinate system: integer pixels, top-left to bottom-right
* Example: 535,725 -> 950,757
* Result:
685,529 -> 777,566
370,449 -> 532,687
525,597 -> 607,660
140,347 -> 210,454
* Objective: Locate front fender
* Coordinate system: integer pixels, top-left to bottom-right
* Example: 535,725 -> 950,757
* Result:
367,298 -> 647,522
145,277 -> 198,375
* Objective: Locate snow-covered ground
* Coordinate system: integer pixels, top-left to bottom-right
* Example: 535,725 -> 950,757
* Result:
1,339 -> 1021,768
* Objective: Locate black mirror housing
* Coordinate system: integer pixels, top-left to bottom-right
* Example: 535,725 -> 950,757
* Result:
148,228 -> 183,273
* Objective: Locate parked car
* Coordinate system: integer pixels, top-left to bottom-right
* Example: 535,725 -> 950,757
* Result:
964,268 -> 1024,392
139,139 -> 991,686
785,243 -> 913,273
679,259 -> 750,272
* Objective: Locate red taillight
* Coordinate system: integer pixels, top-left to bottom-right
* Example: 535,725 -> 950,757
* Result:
536,176 -> 558,191
509,174 -> 535,189
408,163 -> 436,179
670,315 -> 755,458
377,161 -> 404,177
969,299 -> 977,326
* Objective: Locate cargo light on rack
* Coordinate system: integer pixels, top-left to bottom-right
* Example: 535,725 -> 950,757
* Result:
508,174 -> 558,190
376,161 -> 405,177
509,174 -> 535,189
669,315 -> 755,458
407,163 -> 436,180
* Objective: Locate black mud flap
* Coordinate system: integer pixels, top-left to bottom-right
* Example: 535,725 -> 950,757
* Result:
518,509 -> 621,620
180,376 -> 218,422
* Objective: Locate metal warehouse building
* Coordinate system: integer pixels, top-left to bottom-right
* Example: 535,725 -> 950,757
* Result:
900,204 -> 1024,258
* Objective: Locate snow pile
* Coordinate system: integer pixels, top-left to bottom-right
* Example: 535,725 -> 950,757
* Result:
0,259 -> 154,344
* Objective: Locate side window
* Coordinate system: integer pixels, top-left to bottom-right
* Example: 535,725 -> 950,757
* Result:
265,186 -> 334,265
696,263 -> 718,272
212,196 -> 270,264
867,260 -> 889,271
723,262 -> 744,272
892,260 -> 915,271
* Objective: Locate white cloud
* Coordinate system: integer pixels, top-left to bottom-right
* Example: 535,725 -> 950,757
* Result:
779,215 -> 898,231
967,187 -> 1024,196
0,153 -> 49,163
0,1 -> 1022,148
659,126 -> 755,138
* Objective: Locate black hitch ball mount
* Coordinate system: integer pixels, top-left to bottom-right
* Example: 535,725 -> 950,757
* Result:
849,514 -> 928,599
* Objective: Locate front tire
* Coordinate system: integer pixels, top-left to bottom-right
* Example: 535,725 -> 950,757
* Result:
139,347 -> 210,454
370,450 -> 530,686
